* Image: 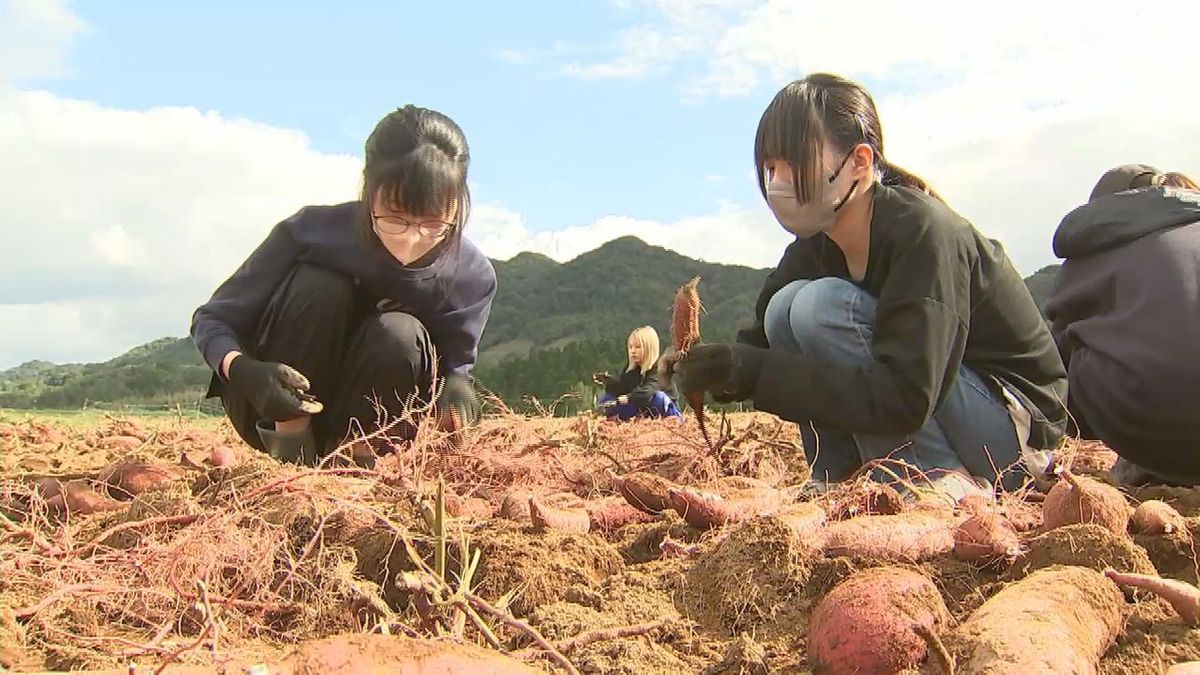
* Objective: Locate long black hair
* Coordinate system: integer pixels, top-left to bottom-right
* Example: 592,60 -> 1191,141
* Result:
753,73 -> 940,204
357,105 -> 471,254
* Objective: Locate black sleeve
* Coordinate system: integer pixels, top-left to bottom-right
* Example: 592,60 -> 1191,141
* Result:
190,220 -> 302,376
736,238 -> 822,347
1044,259 -> 1101,369
430,256 -> 497,377
628,367 -> 663,408
602,371 -> 623,396
751,220 -> 971,434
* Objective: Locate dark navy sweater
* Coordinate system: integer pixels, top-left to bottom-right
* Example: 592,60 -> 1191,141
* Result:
190,202 -> 497,379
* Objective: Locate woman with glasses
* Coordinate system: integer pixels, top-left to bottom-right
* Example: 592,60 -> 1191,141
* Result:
190,105 -> 497,465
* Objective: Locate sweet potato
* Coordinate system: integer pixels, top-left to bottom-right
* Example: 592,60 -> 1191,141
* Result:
612,471 -> 676,514
1042,468 -> 1130,535
950,566 -> 1124,674
821,512 -> 957,563
586,498 -> 655,532
209,445 -> 237,468
444,495 -> 492,521
528,496 -> 590,534
46,479 -> 124,517
499,490 -> 534,521
1130,499 -> 1186,535
808,566 -> 952,674
96,434 -> 144,451
1104,568 -> 1200,626
776,501 -> 828,542
99,461 -> 184,500
667,486 -> 783,530
953,510 -> 1021,567
108,419 -> 150,442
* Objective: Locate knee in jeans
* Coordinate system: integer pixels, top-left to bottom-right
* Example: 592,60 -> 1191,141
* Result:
768,277 -> 866,347
286,264 -> 355,316
361,312 -> 430,369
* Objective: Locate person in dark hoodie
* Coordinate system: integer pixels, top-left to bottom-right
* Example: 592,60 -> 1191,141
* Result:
190,106 -> 497,466
668,74 -> 1069,499
594,326 -> 682,421
1045,165 -> 1200,486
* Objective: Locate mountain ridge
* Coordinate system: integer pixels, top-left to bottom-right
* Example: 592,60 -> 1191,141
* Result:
0,237 -> 1061,412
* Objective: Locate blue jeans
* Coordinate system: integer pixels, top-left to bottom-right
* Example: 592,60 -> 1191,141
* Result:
765,278 -> 1027,496
599,391 -> 682,422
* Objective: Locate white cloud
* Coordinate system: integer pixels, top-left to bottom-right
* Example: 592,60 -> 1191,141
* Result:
0,87 -> 788,369
0,0 -> 86,85
0,89 -> 362,367
561,25 -> 694,80
533,0 -> 1200,274
470,201 -> 789,267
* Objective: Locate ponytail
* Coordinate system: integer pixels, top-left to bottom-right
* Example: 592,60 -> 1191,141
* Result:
881,161 -> 943,202
1158,171 -> 1199,190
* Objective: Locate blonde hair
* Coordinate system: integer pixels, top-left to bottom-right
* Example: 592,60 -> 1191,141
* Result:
626,326 -> 660,375
1157,172 -> 1199,190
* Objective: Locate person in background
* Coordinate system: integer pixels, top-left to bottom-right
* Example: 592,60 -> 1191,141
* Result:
190,105 -> 497,466
1045,165 -> 1200,486
671,73 -> 1068,499
594,326 -> 681,421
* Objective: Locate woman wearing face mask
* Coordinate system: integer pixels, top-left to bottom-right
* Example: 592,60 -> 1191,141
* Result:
593,326 -> 682,421
190,105 -> 497,466
673,74 -> 1068,498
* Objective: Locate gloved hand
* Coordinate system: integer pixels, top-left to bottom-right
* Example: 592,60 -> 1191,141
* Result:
226,356 -> 324,421
674,343 -> 766,404
435,372 -> 481,430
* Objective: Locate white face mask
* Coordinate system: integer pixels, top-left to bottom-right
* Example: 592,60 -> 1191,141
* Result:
765,149 -> 859,238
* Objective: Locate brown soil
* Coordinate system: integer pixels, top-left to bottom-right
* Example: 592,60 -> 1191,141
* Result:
1013,523 -> 1159,580
2,413 -> 1199,674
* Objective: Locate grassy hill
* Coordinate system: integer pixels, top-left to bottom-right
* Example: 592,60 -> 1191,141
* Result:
0,237 -> 1061,413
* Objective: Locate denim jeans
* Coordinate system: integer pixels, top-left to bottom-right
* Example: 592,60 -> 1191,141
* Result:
598,391 -> 682,422
764,278 -> 1029,497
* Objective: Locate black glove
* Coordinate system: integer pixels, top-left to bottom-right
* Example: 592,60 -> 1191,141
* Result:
435,373 -> 481,428
226,356 -> 323,421
674,343 -> 766,404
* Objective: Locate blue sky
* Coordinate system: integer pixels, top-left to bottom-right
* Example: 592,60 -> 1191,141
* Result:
1,0 -> 1196,367
46,1 -> 770,230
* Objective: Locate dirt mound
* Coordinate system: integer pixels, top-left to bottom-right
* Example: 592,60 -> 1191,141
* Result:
1132,485 -> 1200,518
1135,523 -> 1200,586
1013,523 -> 1158,579
681,515 -> 813,635
1102,593 -> 1200,674
471,521 -> 625,616
529,562 -> 696,674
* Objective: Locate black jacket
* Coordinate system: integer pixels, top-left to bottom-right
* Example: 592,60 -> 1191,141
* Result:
1046,187 -> 1200,467
737,184 -> 1068,450
191,202 -> 497,379
604,362 -> 664,409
